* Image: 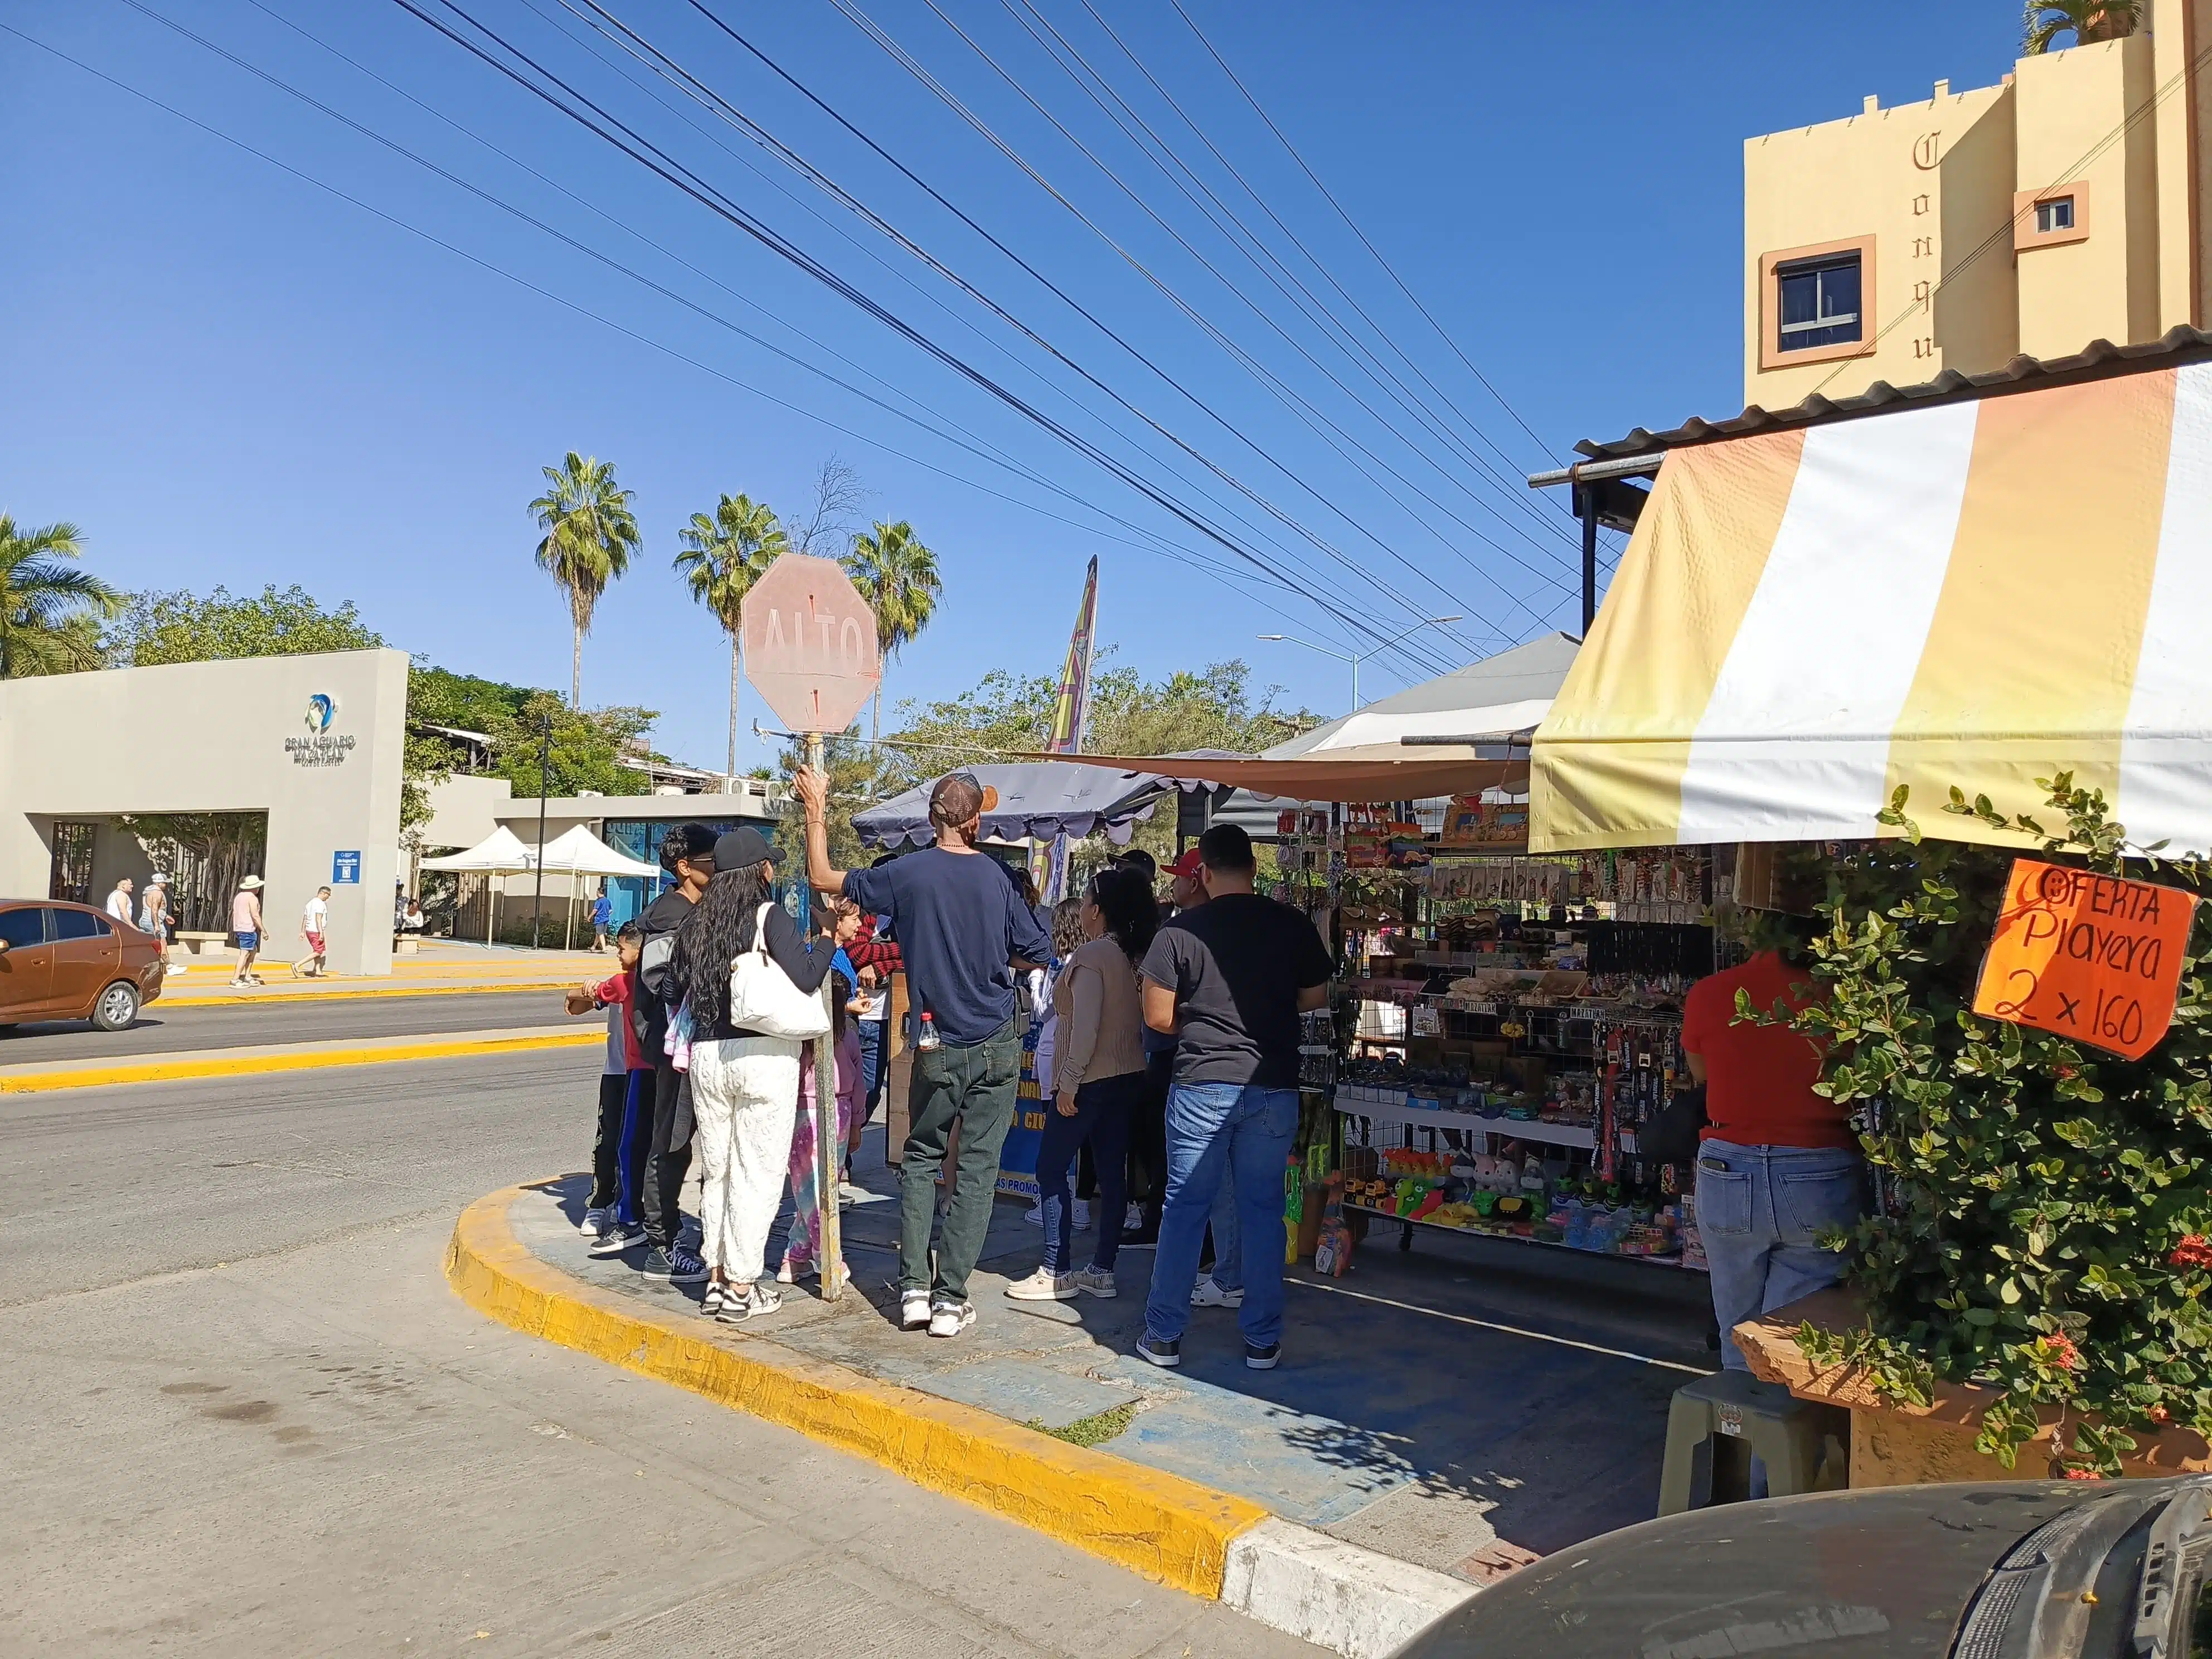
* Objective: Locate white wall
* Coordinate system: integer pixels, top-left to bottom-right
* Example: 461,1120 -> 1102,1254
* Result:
0,649 -> 410,976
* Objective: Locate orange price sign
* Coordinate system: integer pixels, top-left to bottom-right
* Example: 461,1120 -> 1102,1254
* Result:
1971,858 -> 2198,1059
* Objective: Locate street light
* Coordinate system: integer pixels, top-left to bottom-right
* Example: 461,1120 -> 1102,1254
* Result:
1257,615 -> 1462,710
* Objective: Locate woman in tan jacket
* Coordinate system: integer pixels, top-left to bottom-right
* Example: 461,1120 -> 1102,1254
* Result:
1005,864 -> 1157,1301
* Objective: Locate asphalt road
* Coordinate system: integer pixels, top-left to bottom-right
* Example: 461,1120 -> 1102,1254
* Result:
0,988 -> 573,1061
0,1047 -> 1322,1657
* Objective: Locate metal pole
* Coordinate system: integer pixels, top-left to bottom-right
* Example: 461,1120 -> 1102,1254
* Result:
532,711 -> 550,950
1350,654 -> 1359,711
807,728 -> 844,1303
1578,481 -> 1599,636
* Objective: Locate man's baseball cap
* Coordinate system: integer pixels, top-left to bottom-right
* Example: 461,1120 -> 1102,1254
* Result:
1166,849 -> 1205,881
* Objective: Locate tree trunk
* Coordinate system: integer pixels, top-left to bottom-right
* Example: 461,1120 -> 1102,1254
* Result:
872,682 -> 882,743
739,641 -> 756,787
571,622 -> 583,710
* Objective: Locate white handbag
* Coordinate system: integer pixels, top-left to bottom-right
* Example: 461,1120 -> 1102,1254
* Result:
726,903 -> 831,1040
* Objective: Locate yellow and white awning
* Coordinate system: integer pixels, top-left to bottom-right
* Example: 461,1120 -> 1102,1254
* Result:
1532,362 -> 2212,852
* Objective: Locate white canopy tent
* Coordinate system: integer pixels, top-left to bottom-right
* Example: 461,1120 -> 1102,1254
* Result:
535,824 -> 663,878
419,826 -> 537,945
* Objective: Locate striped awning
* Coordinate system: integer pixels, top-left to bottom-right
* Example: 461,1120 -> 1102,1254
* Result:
1531,362 -> 2212,853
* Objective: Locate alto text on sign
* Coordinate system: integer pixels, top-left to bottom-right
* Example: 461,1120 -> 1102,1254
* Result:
1971,858 -> 2198,1059
739,555 -> 881,735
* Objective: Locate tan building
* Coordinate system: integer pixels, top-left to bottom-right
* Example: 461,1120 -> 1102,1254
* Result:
1742,0 -> 2212,410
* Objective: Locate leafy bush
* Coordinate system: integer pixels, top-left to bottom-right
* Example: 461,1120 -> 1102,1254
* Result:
1779,775 -> 2211,1478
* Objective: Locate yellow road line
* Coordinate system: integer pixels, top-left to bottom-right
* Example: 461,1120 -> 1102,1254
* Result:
0,1029 -> 598,1094
444,1185 -> 1268,1597
162,979 -> 578,1008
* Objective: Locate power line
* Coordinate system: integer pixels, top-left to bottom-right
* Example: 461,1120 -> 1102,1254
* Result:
9,11 -> 1373,659
1165,0 -> 1557,468
396,0 -> 1479,677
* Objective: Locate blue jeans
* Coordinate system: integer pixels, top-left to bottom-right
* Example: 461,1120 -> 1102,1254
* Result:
1206,1169 -> 1242,1292
858,1017 -> 886,1116
1696,1139 -> 1866,1371
1144,1081 -> 1297,1348
1036,1072 -> 1138,1275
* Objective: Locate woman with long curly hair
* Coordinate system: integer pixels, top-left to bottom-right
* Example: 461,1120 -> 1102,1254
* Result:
1005,864 -> 1157,1302
668,827 -> 833,1322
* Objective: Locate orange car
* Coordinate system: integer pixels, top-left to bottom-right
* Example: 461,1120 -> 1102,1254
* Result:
0,898 -> 167,1031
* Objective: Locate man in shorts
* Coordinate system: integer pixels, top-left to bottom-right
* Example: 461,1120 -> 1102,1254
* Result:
230,875 -> 265,988
297,885 -> 332,978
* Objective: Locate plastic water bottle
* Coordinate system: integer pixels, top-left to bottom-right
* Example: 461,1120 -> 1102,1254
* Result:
916,1011 -> 941,1051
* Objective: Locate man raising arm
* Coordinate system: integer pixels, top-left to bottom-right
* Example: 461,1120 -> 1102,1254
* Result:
793,765 -> 1048,1340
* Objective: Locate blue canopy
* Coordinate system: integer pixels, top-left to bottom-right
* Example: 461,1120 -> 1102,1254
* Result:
852,761 -> 1167,851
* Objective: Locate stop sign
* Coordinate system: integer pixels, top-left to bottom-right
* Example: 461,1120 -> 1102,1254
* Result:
740,554 -> 881,734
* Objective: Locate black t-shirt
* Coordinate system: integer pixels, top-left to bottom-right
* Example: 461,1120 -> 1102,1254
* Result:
845,848 -> 1050,1046
1140,893 -> 1333,1089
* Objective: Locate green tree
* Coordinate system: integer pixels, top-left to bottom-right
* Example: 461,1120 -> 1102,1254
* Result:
773,725 -> 877,876
488,692 -> 658,801
106,583 -> 381,666
0,516 -> 122,677
676,492 -> 786,782
843,520 -> 940,740
2023,0 -> 2137,52
528,452 -> 640,709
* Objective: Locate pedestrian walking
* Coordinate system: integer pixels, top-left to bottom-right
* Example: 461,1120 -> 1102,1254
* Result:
1136,825 -> 1332,1372
668,827 -> 833,1323
229,875 -> 265,987
294,886 -> 332,978
105,876 -> 135,924
567,920 -> 652,1241
138,875 -> 182,974
1006,866 -> 1155,1303
795,766 -> 1050,1339
591,885 -> 612,952
624,823 -> 717,1280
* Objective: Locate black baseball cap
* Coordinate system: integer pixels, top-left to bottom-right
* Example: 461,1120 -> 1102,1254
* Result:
712,826 -> 776,872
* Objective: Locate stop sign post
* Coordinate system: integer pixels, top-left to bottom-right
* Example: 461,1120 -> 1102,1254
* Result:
740,554 -> 879,1304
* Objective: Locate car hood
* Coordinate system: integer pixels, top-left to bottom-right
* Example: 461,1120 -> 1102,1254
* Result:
1399,1483 -> 2089,1659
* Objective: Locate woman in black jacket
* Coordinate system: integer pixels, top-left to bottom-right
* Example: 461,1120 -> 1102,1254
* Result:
668,828 -> 833,1322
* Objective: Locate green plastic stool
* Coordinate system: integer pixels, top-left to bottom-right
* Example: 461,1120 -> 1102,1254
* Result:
1657,1370 -> 1847,1515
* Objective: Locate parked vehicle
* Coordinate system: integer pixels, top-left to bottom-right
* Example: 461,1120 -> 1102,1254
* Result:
1398,1475 -> 2211,1658
0,899 -> 167,1031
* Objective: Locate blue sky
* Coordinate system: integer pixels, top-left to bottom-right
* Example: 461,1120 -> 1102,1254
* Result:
3,2 -> 2021,770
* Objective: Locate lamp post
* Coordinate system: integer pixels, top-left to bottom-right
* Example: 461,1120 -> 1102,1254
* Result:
1257,615 -> 1462,711
530,710 -> 551,950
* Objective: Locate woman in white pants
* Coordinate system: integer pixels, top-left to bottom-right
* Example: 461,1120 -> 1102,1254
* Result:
668,827 -> 834,1323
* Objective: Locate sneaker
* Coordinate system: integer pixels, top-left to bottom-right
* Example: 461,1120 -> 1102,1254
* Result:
718,1282 -> 783,1323
1023,1202 -> 1043,1227
777,1254 -> 808,1285
701,1281 -> 727,1316
1071,1265 -> 1118,1298
928,1300 -> 977,1338
1004,1268 -> 1077,1302
1124,1202 -> 1144,1231
588,1221 -> 646,1257
1245,1342 -> 1282,1371
643,1244 -> 707,1284
1071,1199 -> 1092,1231
901,1290 -> 934,1330
1191,1276 -> 1245,1309
578,1207 -> 609,1239
1136,1333 -> 1182,1369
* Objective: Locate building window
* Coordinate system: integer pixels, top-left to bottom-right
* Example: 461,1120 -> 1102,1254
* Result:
48,821 -> 96,904
2036,196 -> 2074,234
1776,253 -> 1862,352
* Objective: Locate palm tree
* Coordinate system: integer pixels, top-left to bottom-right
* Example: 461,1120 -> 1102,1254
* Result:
528,453 -> 641,707
675,492 -> 787,781
2024,0 -> 2138,52
0,516 -> 121,678
842,519 -> 941,740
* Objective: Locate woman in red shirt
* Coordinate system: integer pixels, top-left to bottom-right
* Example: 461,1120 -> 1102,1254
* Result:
1682,941 -> 1865,1375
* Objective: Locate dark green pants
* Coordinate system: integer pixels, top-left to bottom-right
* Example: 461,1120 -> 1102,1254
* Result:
899,1018 -> 1021,1302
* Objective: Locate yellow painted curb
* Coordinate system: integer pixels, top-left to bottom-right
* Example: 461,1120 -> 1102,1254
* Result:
0,1030 -> 599,1094
444,1184 -> 1269,1597
164,979 -> 577,1008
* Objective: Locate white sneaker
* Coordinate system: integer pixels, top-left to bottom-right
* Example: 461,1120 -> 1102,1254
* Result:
1191,1276 -> 1245,1308
901,1290 -> 934,1330
776,1255 -> 804,1285
1004,1268 -> 1078,1301
1071,1199 -> 1092,1231
928,1300 -> 977,1337
1023,1202 -> 1044,1227
1124,1202 -> 1144,1230
1071,1266 -> 1118,1298
579,1207 -> 609,1239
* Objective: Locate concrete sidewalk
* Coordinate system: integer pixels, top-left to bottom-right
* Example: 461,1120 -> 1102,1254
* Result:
161,943 -> 608,1006
453,1142 -> 1716,1656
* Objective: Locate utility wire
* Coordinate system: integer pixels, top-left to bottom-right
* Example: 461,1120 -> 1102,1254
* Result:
556,0 -> 1499,661
21,11 -> 1367,655
1166,0 -> 1556,467
395,0 -> 1469,675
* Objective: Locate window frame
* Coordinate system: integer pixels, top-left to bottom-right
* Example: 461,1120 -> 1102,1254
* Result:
51,908 -> 111,941
2014,181 -> 2091,254
0,906 -> 50,949
1758,236 -> 1878,372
